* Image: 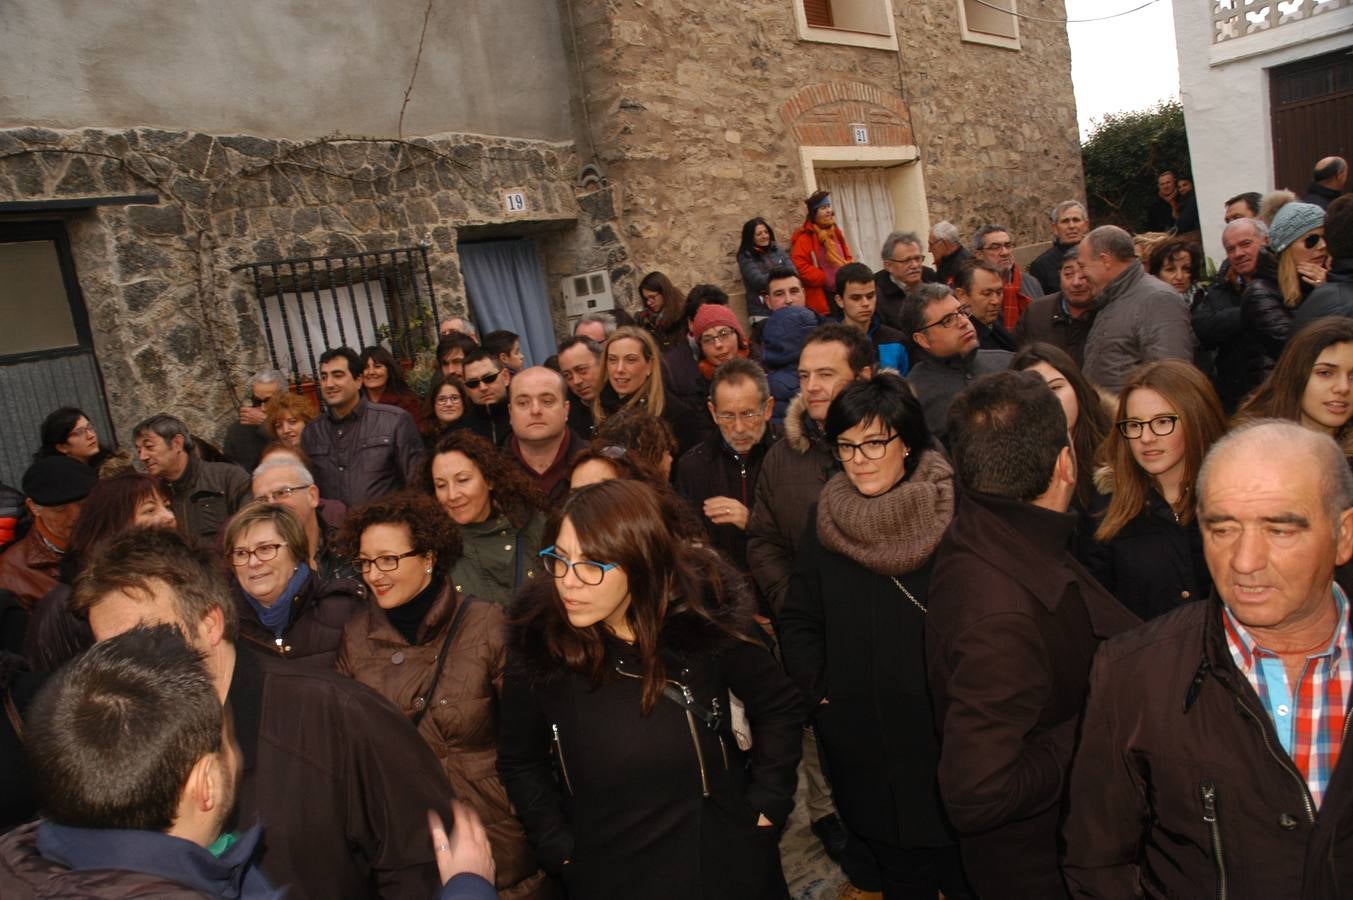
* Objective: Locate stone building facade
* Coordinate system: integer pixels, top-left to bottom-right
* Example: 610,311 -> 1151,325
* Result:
0,0 -> 1082,479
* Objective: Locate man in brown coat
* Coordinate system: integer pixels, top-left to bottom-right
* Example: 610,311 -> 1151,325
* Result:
1063,421 -> 1353,898
928,371 -> 1138,898
72,528 -> 453,900
0,456 -> 95,610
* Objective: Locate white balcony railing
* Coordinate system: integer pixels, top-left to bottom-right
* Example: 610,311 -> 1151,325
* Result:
1212,0 -> 1349,43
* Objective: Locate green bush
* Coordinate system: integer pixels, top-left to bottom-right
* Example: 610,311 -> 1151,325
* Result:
1081,99 -> 1192,233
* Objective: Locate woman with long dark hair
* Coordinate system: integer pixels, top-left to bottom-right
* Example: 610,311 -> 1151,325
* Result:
498,479 -> 802,899
359,345 -> 422,422
737,217 -> 795,322
23,472 -> 177,673
424,431 -> 550,608
421,371 -> 473,447
33,407 -> 120,472
779,373 -> 970,899
635,271 -> 688,352
1236,317 -> 1353,457
1011,343 -> 1111,509
336,491 -> 550,899
1083,360 -> 1227,621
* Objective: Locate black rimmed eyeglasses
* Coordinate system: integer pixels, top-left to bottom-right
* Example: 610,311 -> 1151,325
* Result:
352,549 -> 422,574
1116,414 -> 1179,439
917,306 -> 973,332
833,433 -> 900,462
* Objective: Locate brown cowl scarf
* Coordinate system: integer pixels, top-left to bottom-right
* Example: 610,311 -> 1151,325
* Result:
816,449 -> 955,576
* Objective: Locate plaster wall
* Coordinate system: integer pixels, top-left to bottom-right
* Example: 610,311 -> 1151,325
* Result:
1173,0 -> 1353,261
0,0 -> 574,141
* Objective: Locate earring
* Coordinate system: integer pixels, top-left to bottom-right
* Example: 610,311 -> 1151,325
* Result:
425,567 -> 432,574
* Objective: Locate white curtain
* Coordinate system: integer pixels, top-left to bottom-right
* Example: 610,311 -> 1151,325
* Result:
815,168 -> 897,272
459,239 -> 557,367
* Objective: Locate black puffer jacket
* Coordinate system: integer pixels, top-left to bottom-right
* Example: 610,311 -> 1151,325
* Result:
1238,250 -> 1289,393
1192,261 -> 1249,410
497,574 -> 803,900
1293,257 -> 1353,325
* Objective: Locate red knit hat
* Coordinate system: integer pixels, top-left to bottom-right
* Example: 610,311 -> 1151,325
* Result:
689,304 -> 745,342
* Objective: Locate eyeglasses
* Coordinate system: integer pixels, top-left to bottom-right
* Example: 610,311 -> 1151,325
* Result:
833,433 -> 900,462
254,485 -> 308,503
435,395 -> 464,407
352,549 -> 422,574
463,370 -> 501,389
715,410 -> 766,425
917,305 -> 973,332
1303,232 -> 1325,250
67,424 -> 95,439
887,254 -> 925,265
981,241 -> 1015,252
538,546 -> 618,585
1116,414 -> 1180,439
700,328 -> 738,347
229,543 -> 285,567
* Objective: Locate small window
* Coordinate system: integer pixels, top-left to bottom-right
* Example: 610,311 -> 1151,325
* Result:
0,239 -> 81,357
795,0 -> 898,50
958,0 -> 1020,50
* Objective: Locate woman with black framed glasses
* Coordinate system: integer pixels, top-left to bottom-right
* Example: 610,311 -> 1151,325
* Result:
779,372 -> 972,899
498,478 -> 802,900
335,491 -> 551,900
1082,360 -> 1227,621
222,502 -> 362,666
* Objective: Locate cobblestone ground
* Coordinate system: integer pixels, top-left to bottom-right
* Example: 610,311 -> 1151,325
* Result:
779,762 -> 847,900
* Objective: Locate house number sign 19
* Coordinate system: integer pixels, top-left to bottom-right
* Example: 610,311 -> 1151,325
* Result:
503,191 -> 527,213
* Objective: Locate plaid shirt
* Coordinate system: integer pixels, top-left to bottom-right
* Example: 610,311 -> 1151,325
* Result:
1223,584 -> 1353,808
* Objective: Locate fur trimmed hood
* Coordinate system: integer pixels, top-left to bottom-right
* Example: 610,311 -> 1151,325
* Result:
506,550 -> 759,687
1092,464 -> 1115,495
783,392 -> 833,456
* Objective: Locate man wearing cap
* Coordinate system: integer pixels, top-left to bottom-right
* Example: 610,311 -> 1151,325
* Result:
662,302 -> 752,453
0,456 -> 95,610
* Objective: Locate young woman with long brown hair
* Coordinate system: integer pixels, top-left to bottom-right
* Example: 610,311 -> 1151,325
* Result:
1083,360 -> 1227,621
1236,317 -> 1353,458
497,479 -> 802,900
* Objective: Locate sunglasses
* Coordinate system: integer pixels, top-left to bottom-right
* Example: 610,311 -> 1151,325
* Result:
1303,232 -> 1325,250
463,370 -> 502,389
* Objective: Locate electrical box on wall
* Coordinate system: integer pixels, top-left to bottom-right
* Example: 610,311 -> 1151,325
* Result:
561,270 -> 614,318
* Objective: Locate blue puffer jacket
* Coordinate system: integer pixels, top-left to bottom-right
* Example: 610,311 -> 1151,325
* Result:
760,307 -> 822,425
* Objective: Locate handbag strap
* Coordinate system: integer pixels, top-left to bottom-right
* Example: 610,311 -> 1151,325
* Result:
411,597 -> 475,727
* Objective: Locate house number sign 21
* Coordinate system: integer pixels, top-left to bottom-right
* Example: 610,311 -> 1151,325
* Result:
852,125 -> 869,145
503,191 -> 527,213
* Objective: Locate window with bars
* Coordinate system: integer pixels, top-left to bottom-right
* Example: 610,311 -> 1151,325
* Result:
233,246 -> 441,386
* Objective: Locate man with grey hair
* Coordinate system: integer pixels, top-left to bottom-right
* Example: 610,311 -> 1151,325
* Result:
224,368 -> 286,471
1027,201 -> 1088,295
250,454 -> 352,580
1193,217 -> 1272,410
973,224 -> 1043,330
1064,420 -> 1353,897
928,220 -> 971,287
1077,225 -> 1194,392
874,230 -> 932,329
133,414 -> 250,545
438,315 -> 478,342
573,312 -> 617,344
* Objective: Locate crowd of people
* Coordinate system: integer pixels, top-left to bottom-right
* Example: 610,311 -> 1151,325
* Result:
0,154 -> 1351,899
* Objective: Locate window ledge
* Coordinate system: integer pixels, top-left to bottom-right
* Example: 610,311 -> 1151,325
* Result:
795,4 -> 899,50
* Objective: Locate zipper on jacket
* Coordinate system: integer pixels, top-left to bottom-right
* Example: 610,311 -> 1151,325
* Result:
680,683 -> 711,797
551,723 -> 574,796
1232,699 -> 1316,823
739,458 -> 748,507
712,697 -> 730,769
1200,779 -> 1228,900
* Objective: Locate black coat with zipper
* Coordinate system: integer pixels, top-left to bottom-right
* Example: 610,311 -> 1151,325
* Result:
1063,594 -> 1353,899
674,425 -> 782,578
779,513 -> 957,849
497,575 -> 804,900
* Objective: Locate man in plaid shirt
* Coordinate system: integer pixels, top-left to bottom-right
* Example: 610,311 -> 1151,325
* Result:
1062,420 -> 1353,898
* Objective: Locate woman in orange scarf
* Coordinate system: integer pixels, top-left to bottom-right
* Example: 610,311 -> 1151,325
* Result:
790,190 -> 854,315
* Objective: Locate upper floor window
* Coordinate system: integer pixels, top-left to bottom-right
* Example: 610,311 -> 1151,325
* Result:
796,0 -> 899,50
958,0 -> 1021,50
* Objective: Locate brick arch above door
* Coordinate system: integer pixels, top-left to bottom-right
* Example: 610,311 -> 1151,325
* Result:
778,82 -> 914,148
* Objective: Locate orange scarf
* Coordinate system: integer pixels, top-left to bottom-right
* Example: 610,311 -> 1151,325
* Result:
812,223 -> 850,269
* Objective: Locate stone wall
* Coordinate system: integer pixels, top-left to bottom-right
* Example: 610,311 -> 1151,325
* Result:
564,0 -> 1084,301
0,126 -> 629,445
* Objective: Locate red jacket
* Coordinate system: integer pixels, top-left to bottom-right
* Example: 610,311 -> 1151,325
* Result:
789,223 -> 853,316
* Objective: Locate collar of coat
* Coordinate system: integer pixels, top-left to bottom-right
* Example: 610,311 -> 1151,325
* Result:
783,392 -> 833,456
505,554 -> 756,686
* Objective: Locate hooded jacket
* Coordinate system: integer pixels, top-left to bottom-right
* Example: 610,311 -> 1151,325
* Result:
745,393 -> 838,617
759,308 -> 821,424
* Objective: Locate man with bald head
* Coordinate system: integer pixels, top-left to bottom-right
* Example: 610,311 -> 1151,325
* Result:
1305,156 -> 1348,210
1064,421 -> 1353,897
1194,217 -> 1272,410
506,366 -> 585,507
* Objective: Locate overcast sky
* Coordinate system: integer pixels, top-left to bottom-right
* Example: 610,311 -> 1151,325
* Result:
1066,0 -> 1181,142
